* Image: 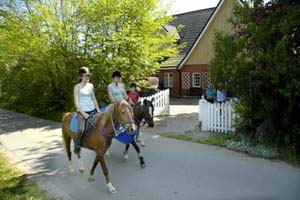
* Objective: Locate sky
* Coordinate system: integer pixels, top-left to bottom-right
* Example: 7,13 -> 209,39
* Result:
165,0 -> 271,14
164,0 -> 220,14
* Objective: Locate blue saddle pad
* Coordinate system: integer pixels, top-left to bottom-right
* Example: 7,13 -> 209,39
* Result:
69,113 -> 79,133
115,131 -> 136,144
69,111 -> 97,134
100,105 -> 136,144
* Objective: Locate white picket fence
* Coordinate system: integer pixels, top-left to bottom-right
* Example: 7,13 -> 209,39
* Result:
199,96 -> 235,133
139,89 -> 170,116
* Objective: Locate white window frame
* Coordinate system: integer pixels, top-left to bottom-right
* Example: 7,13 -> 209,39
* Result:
164,72 -> 173,88
192,72 -> 201,88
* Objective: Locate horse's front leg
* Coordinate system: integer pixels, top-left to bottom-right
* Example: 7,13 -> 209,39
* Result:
88,156 -> 98,182
104,137 -> 113,158
68,161 -> 75,174
97,153 -> 117,194
77,153 -> 85,174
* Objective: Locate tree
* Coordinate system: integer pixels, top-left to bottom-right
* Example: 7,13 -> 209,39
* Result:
210,0 -> 300,154
0,0 -> 179,116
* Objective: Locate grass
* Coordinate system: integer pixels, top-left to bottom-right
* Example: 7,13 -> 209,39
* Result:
162,132 -> 300,166
278,145 -> 300,166
0,153 -> 51,200
161,132 -> 239,147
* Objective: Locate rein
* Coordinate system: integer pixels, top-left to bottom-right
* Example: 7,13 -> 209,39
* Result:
110,117 -> 126,136
118,105 -> 136,133
97,102 -> 135,137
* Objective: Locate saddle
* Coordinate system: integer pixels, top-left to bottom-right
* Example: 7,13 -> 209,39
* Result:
69,111 -> 97,136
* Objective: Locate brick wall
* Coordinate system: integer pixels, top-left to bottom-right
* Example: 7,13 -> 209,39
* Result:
181,64 -> 208,96
158,69 -> 180,96
158,65 -> 209,97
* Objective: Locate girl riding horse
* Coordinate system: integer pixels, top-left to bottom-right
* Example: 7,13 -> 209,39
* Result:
62,100 -> 136,194
73,67 -> 100,155
107,71 -> 145,163
62,67 -> 136,194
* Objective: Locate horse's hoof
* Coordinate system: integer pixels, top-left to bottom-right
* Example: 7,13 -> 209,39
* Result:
123,153 -> 129,161
140,162 -> 146,168
110,188 -> 117,194
79,168 -> 84,174
141,143 -> 145,147
88,176 -> 95,182
139,156 -> 146,168
136,139 -> 141,143
105,151 -> 111,158
68,167 -> 76,175
107,182 -> 117,194
68,170 -> 75,175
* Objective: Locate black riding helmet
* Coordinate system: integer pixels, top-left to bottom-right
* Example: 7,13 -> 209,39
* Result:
112,70 -> 121,78
78,67 -> 91,76
130,82 -> 137,88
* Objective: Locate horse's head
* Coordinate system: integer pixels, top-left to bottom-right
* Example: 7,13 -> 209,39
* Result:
141,98 -> 155,128
114,100 -> 136,133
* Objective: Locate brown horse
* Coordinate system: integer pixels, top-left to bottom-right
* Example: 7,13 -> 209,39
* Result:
62,101 -> 136,194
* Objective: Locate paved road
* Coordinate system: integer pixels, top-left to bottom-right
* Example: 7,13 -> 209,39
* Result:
0,109 -> 300,200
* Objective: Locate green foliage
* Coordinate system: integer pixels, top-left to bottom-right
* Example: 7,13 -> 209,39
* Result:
211,0 -> 300,155
0,153 -> 51,200
0,0 -> 179,115
162,132 -> 240,147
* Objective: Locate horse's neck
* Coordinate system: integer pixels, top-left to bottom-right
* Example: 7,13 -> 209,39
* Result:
103,116 -> 114,133
134,104 -> 145,122
95,105 -> 115,134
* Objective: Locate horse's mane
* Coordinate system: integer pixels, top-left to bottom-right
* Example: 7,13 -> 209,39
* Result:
94,104 -> 115,125
94,101 -> 133,125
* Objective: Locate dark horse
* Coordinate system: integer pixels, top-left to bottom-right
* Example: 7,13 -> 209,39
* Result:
62,101 -> 136,194
123,98 -> 155,166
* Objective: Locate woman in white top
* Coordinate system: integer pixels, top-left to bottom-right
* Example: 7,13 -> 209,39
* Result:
74,67 -> 100,155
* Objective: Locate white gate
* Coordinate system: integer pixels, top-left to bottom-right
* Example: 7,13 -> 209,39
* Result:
139,89 -> 170,116
199,96 -> 235,133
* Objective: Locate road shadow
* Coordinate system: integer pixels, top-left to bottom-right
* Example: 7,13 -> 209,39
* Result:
11,137 -> 63,172
0,109 -> 61,134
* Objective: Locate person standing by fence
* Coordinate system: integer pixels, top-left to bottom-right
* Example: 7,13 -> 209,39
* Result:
206,83 -> 216,103
217,89 -> 226,103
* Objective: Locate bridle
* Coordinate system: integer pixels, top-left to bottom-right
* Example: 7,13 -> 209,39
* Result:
143,102 -> 154,123
111,102 -> 135,135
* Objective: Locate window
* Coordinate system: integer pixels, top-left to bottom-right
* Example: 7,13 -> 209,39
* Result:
164,72 -> 173,88
192,73 -> 201,88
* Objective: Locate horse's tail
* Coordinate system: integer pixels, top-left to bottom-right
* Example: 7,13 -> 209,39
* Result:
62,112 -> 73,161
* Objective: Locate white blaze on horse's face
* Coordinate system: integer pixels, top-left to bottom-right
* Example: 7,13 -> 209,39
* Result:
149,106 -> 153,118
